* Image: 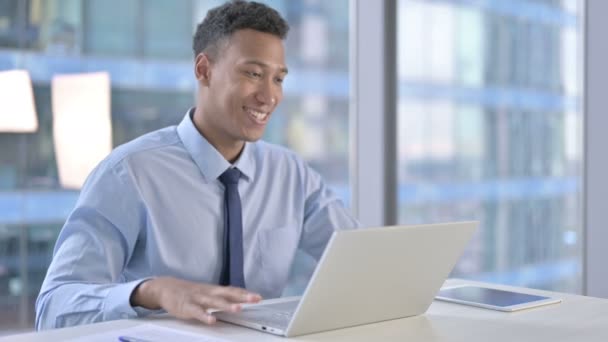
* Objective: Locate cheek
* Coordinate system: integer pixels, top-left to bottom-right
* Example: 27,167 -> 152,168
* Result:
272,82 -> 283,100
220,84 -> 243,108
276,88 -> 284,103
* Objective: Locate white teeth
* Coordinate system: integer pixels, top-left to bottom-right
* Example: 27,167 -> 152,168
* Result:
246,108 -> 268,120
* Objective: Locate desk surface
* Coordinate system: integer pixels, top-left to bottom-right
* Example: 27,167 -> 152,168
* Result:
6,279 -> 608,342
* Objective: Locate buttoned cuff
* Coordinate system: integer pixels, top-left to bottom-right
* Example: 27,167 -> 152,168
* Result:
103,278 -> 157,320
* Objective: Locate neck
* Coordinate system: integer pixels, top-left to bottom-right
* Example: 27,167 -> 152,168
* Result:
192,107 -> 245,163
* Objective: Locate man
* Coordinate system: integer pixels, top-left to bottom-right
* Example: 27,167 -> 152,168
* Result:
35,0 -> 358,330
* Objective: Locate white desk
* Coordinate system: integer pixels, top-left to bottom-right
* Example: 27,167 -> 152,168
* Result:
6,279 -> 608,341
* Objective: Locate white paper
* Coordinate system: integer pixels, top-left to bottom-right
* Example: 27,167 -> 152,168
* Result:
65,323 -> 233,342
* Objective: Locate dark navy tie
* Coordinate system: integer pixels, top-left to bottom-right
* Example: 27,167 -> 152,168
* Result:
218,168 -> 246,288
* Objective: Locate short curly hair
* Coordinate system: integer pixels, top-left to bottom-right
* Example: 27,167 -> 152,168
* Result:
192,0 -> 289,59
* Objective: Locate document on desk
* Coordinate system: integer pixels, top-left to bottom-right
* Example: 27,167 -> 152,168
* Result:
65,323 -> 233,342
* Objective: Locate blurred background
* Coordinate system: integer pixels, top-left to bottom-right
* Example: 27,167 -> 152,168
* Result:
0,0 -> 582,333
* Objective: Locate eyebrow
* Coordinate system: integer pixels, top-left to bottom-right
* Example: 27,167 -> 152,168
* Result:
242,60 -> 289,74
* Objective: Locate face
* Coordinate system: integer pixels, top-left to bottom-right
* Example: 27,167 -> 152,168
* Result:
195,29 -> 287,154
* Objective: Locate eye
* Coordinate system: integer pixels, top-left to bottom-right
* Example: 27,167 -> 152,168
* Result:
246,71 -> 262,78
274,77 -> 284,84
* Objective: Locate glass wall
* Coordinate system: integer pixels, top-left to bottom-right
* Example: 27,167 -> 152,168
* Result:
0,0 -> 350,332
397,0 -> 582,292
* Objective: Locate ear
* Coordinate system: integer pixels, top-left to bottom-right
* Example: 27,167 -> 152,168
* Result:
194,53 -> 212,86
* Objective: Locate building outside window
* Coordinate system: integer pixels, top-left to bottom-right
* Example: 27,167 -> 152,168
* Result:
397,0 -> 583,293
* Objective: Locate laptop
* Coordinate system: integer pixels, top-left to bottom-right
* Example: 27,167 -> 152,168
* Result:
214,221 -> 477,337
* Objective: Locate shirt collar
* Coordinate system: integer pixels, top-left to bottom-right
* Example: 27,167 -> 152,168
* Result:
176,108 -> 256,183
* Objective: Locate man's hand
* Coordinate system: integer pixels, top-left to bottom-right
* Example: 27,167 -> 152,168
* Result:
130,277 -> 262,324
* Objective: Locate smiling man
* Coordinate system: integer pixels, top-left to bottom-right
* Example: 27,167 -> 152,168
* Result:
35,0 -> 359,330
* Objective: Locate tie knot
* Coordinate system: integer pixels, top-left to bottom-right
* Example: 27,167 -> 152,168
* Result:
219,168 -> 241,185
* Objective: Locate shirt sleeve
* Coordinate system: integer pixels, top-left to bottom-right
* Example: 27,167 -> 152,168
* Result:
298,163 -> 361,261
35,159 -> 153,330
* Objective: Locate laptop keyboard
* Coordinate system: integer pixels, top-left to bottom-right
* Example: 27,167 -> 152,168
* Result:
239,301 -> 299,328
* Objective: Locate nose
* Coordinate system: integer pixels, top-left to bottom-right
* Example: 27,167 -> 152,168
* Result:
255,79 -> 278,106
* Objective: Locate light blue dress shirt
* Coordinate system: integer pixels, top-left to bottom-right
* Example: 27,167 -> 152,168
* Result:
35,109 -> 359,330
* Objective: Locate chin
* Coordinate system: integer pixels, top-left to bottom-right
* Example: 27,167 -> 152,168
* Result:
244,135 -> 264,142
242,130 -> 265,142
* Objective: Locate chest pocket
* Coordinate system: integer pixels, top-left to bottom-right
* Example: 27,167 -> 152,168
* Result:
256,224 -> 300,298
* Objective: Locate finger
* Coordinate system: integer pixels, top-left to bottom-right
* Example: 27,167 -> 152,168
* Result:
215,286 -> 262,303
195,295 -> 241,313
184,302 -> 217,325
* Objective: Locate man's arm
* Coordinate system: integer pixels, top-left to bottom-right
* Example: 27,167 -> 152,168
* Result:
35,207 -> 260,329
298,163 -> 361,260
35,162 -> 148,329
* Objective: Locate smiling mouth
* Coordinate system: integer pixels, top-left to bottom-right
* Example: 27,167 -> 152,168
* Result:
244,106 -> 270,124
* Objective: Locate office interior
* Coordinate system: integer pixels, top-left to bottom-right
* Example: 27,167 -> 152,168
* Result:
0,0 -> 606,336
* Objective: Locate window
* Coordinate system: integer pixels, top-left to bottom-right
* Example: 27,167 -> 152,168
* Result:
397,0 -> 583,292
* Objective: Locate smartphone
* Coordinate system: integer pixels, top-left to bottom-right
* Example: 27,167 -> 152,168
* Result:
435,285 -> 562,312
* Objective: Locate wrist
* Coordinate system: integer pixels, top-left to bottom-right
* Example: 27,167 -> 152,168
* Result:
130,278 -> 161,310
